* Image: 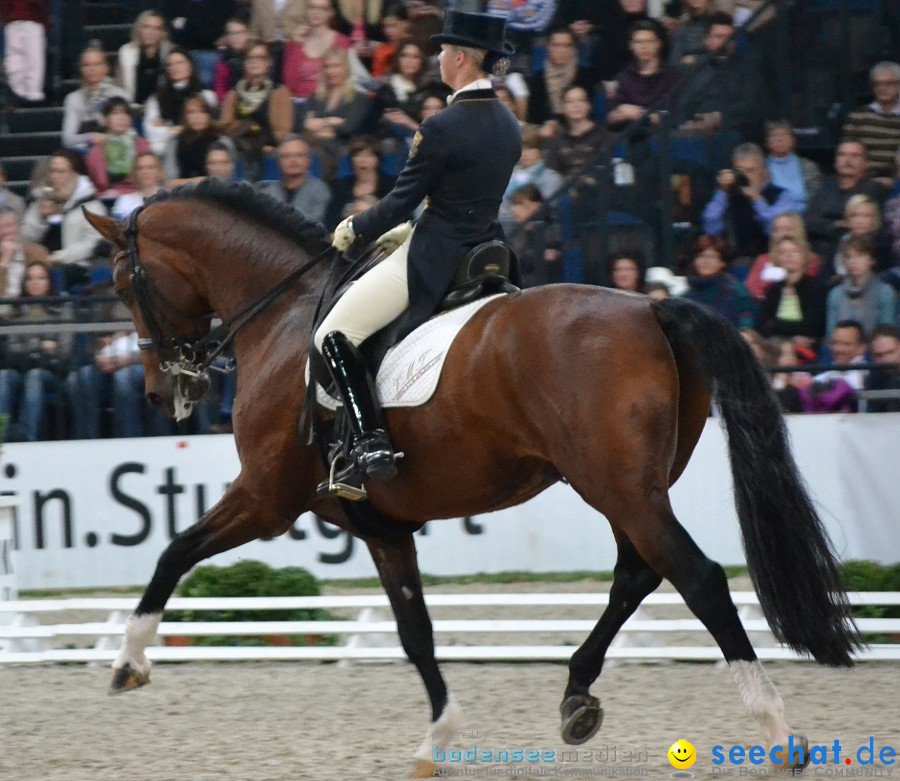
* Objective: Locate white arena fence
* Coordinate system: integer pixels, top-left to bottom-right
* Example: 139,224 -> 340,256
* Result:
1,592 -> 899,664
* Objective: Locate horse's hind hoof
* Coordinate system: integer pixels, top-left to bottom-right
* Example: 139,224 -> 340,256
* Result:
771,734 -> 810,773
108,663 -> 151,695
560,694 -> 604,745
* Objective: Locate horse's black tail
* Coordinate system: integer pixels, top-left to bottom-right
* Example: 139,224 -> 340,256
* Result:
652,297 -> 862,666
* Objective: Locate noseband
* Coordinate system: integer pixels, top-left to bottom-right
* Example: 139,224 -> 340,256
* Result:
121,203 -> 335,380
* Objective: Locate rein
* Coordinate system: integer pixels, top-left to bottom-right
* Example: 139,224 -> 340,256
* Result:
122,203 -> 335,380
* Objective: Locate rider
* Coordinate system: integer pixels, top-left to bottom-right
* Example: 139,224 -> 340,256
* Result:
313,8 -> 522,497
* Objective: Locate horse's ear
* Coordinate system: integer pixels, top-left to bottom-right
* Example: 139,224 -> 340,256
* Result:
84,209 -> 127,249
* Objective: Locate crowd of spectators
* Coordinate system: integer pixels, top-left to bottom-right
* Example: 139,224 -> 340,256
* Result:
0,0 -> 899,442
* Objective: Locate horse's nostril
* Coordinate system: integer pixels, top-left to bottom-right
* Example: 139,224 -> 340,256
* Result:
146,392 -> 163,407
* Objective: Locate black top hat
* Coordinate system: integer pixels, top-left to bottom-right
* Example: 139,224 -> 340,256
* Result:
431,10 -> 515,57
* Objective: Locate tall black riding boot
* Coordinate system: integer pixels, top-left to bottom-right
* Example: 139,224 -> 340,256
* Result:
317,331 -> 398,498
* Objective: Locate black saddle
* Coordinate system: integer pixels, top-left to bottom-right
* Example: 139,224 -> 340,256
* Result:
439,240 -> 520,312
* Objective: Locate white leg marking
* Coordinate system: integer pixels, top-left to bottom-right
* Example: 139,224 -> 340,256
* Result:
112,613 -> 161,675
414,693 -> 463,761
730,660 -> 791,747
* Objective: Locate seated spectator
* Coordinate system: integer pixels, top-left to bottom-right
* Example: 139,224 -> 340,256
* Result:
606,20 -> 681,130
250,0 -> 307,49
370,3 -> 410,79
0,163 -> 26,220
417,85 -> 452,123
377,39 -> 431,142
0,260 -> 72,442
770,337 -> 816,414
831,195 -> 891,278
841,61 -> 900,184
257,135 -> 331,224
597,0 -> 656,82
116,10 -> 172,106
808,320 -> 869,406
303,48 -> 375,178
507,185 -> 561,289
702,142 -> 800,265
325,137 -> 395,230
548,0 -> 613,81
204,142 -> 241,184
332,0 -> 384,72
84,97 -> 151,201
62,47 -> 130,153
755,236 -> 828,343
544,85 -> 606,180
805,138 -> 887,263
144,47 -> 217,158
494,75 -> 530,124
167,96 -> 229,182
221,43 -> 293,182
745,212 -> 822,300
214,16 -> 252,104
20,151 -> 107,290
669,0 -> 716,66
282,0 -> 350,100
864,324 -> 900,412
675,12 -> 766,140
500,127 -> 563,230
607,250 -> 645,293
0,0 -> 49,103
682,234 -> 755,328
764,120 -> 823,213
825,237 -> 896,338
168,0 -> 234,88
0,207 -> 48,300
65,330 -> 156,439
524,28 -> 594,132
110,153 -> 167,220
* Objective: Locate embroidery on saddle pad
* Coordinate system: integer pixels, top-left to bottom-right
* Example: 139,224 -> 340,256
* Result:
309,294 -> 505,411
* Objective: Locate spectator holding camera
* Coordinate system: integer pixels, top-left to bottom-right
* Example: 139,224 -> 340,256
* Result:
702,142 -> 800,266
20,150 -> 107,291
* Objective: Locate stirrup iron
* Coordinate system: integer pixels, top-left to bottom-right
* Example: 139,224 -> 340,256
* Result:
320,453 -> 370,501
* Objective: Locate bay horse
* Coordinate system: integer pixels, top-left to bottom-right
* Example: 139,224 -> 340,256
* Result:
85,182 -> 859,777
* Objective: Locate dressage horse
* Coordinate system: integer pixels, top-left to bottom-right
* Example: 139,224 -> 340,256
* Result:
86,182 -> 859,777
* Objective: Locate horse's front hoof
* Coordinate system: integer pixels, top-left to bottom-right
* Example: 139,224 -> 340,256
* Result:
560,694 -> 604,745
108,663 -> 151,695
771,734 -> 810,773
411,758 -> 436,778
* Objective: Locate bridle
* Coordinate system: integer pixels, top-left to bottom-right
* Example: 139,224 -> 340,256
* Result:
119,203 -> 335,382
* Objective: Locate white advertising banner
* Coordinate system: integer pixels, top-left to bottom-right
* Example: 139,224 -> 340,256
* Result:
2,413 -> 899,590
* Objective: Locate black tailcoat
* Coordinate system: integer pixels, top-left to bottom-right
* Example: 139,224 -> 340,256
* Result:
351,88 -> 522,337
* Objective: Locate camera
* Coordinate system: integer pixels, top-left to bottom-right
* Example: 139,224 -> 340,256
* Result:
731,169 -> 750,188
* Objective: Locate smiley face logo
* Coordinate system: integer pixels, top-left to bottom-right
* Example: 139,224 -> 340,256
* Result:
668,739 -> 697,769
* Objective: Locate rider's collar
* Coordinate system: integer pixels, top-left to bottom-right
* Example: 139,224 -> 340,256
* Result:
447,78 -> 494,104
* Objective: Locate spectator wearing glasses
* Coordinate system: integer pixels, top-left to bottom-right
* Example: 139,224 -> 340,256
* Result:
842,61 -> 900,184
221,43 -> 293,182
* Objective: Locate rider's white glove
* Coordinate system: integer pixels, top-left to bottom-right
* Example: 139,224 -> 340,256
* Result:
332,217 -> 356,251
376,222 -> 412,255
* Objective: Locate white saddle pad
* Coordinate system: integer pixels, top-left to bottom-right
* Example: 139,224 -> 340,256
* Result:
310,294 -> 505,410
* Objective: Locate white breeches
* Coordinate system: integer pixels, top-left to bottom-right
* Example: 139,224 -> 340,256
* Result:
313,231 -> 412,351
